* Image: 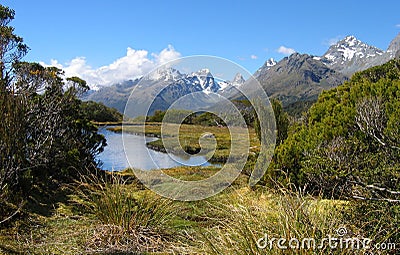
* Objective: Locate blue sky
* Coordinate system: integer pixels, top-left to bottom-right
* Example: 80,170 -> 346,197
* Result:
3,0 -> 400,86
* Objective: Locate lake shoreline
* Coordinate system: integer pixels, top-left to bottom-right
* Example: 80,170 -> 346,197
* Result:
97,126 -> 216,171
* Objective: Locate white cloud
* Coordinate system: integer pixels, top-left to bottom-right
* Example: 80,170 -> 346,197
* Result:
324,35 -> 343,46
396,24 -> 400,28
277,46 -> 296,55
250,54 -> 258,59
40,45 -> 181,89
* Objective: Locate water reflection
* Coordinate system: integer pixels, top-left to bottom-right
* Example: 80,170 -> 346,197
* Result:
97,127 -> 213,171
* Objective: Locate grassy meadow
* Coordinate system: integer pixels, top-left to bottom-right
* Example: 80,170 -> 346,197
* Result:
109,123 -> 260,164
0,169 -> 351,255
1,124 -> 394,255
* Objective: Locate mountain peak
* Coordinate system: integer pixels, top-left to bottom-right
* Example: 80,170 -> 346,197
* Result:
232,73 -> 245,85
266,58 -> 277,67
253,52 -> 347,107
188,68 -> 219,93
193,68 -> 212,77
253,58 -> 277,78
343,35 -> 359,45
146,67 -> 182,81
387,32 -> 400,54
322,35 -> 384,75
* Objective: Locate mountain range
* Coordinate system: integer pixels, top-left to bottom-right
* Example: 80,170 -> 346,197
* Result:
85,67 -> 245,117
253,33 -> 400,108
84,33 -> 400,115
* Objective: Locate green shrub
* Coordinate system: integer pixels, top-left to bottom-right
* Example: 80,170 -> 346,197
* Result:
270,59 -> 400,199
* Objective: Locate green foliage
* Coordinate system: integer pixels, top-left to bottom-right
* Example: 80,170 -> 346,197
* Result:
0,5 -> 106,222
254,98 -> 289,145
284,99 -> 316,118
81,100 -> 123,122
1,63 -> 106,191
0,5 -> 28,83
271,59 -> 400,200
147,109 -> 226,126
147,109 -> 166,122
190,111 -> 225,126
162,109 -> 194,124
231,99 -> 257,126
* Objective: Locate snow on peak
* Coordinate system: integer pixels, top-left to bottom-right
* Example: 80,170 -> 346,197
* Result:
323,35 -> 384,62
189,68 -> 219,92
321,35 -> 386,75
193,68 -> 212,76
232,73 -> 245,85
145,67 -> 249,94
266,58 -> 277,67
147,67 -> 182,81
344,35 -> 358,46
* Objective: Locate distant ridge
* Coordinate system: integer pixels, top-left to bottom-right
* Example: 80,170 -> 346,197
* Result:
253,33 -> 400,110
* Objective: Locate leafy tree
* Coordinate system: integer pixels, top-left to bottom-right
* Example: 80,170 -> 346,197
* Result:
81,100 -> 123,122
0,5 -> 28,87
0,5 -> 106,223
231,99 -> 256,126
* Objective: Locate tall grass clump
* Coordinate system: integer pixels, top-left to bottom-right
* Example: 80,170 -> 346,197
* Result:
72,173 -> 177,253
195,186 -> 356,255
343,201 -> 399,254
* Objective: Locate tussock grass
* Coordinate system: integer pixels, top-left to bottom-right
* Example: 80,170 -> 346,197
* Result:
2,173 -> 387,254
71,173 -> 178,254
193,186 -> 351,255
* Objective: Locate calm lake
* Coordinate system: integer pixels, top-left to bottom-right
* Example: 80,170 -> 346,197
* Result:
97,127 -> 213,171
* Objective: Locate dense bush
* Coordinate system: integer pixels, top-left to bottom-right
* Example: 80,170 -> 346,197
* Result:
268,59 -> 400,201
81,100 -> 123,122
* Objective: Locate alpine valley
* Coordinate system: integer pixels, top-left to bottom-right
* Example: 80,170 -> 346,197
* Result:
83,33 -> 400,116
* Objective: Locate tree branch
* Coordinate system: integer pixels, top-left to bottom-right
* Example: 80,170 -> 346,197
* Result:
352,195 -> 400,203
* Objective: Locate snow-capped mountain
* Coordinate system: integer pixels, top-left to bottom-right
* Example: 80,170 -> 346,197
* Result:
253,58 -> 277,78
232,73 -> 245,85
253,53 -> 347,107
145,67 -> 183,82
265,58 -> 277,68
187,69 -> 221,94
252,33 -> 400,111
84,68 -> 246,117
85,33 -> 400,116
218,72 -> 245,90
321,35 -> 385,75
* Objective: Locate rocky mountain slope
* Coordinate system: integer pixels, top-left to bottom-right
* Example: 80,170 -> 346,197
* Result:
84,68 -> 245,117
253,33 -> 400,108
321,35 -> 385,75
253,53 -> 348,106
